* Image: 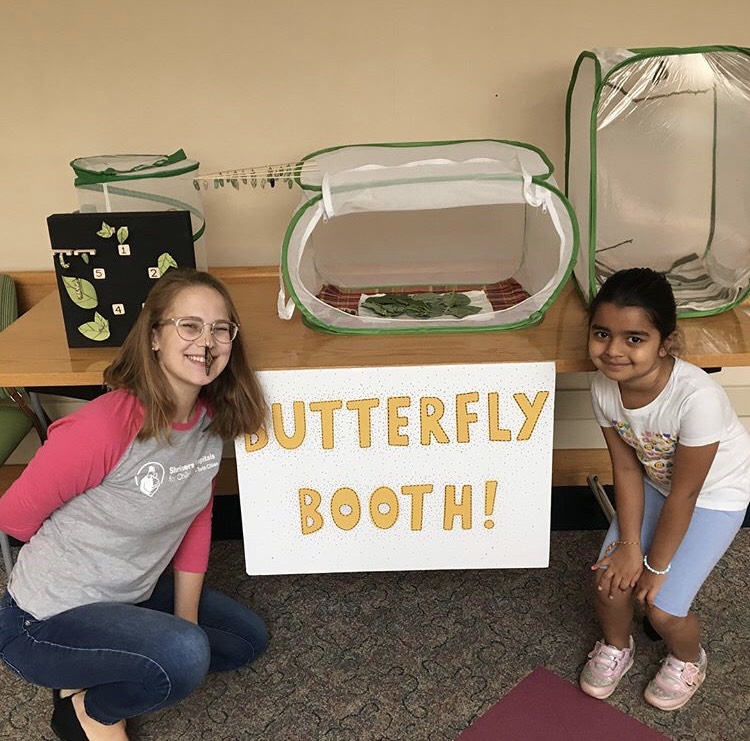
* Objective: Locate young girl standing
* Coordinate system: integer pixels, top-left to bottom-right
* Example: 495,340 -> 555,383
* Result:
578,268 -> 750,710
0,269 -> 269,740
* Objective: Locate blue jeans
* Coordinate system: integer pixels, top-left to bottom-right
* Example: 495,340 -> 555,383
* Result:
0,575 -> 268,725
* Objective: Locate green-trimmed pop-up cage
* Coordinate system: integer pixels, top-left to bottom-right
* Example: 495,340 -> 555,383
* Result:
278,139 -> 578,334
71,149 -> 207,270
566,46 -> 750,316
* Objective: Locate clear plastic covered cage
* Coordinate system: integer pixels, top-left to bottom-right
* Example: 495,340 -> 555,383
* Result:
566,46 -> 750,316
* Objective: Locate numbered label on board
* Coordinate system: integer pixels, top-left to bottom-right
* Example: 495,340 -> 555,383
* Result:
48,210 -> 195,348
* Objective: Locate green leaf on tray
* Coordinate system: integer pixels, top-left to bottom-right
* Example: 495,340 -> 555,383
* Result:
361,292 -> 482,320
116,226 -> 129,244
446,304 -> 482,318
62,276 -> 98,309
78,311 -> 110,341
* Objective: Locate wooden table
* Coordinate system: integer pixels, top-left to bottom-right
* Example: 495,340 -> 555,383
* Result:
3,270 -> 750,487
2,271 -> 750,388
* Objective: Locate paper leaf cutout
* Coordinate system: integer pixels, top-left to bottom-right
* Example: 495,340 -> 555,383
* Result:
97,222 -> 115,239
157,253 -> 178,275
78,312 -> 110,341
62,276 -> 98,309
116,226 -> 129,244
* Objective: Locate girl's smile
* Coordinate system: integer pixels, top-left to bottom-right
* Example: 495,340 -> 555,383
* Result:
589,302 -> 673,399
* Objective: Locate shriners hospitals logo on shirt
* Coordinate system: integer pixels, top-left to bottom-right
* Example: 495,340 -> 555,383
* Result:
135,462 -> 165,497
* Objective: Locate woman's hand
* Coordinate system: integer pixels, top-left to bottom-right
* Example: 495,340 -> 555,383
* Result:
592,545 -> 643,599
635,570 -> 667,606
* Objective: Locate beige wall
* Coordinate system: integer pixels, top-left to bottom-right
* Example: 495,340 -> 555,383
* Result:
2,0 -> 749,271
4,1 -> 750,467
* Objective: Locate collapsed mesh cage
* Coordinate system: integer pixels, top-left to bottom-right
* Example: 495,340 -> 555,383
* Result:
278,140 -> 579,334
70,149 -> 207,269
566,46 -> 750,316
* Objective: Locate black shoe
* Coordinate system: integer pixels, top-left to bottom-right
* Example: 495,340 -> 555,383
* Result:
50,693 -> 89,741
52,688 -> 62,704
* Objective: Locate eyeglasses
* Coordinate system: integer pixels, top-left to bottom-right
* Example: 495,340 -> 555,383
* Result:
157,317 -> 239,344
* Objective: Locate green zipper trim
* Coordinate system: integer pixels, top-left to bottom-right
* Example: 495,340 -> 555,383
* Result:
192,222 -> 206,243
72,150 -> 198,186
702,81 -> 719,259
300,311 -> 545,335
586,54 -> 604,304
627,44 -> 750,57
565,51 -> 603,303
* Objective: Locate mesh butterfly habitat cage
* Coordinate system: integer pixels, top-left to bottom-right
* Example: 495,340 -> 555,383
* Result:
273,139 -> 578,334
566,45 -> 750,316
71,149 -> 208,270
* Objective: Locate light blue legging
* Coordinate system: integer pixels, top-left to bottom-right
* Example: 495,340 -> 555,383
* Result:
598,480 -> 747,617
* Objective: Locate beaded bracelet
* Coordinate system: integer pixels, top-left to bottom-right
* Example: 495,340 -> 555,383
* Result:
604,539 -> 641,557
643,554 -> 671,575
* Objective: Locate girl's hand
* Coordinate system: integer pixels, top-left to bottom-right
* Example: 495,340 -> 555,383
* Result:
635,571 -> 667,606
592,546 -> 643,599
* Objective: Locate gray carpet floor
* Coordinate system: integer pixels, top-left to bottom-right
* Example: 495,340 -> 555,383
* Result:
1,529 -> 748,741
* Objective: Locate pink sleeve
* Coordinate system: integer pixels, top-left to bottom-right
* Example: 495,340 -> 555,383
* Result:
0,391 -> 142,541
172,400 -> 216,573
172,492 -> 214,573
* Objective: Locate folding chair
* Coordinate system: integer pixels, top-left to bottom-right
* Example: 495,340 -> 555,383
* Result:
0,274 -> 48,575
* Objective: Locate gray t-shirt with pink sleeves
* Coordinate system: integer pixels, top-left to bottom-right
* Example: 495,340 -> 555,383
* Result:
4,390 -> 223,620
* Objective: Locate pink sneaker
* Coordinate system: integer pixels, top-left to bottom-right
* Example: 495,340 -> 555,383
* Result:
579,636 -> 635,699
644,647 -> 707,710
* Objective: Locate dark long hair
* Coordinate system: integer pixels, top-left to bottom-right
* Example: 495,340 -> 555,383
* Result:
104,268 -> 266,441
589,268 -> 677,341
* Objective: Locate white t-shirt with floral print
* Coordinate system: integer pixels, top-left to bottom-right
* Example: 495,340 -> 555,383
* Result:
591,357 -> 750,511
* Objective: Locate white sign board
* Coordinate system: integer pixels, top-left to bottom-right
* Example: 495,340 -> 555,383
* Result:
235,362 -> 555,575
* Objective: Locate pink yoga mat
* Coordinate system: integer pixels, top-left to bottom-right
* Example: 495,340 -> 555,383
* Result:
455,667 -> 671,741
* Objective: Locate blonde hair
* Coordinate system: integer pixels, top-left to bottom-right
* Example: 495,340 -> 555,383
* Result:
103,269 -> 266,441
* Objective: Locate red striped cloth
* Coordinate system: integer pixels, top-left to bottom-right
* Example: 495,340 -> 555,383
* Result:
316,279 -> 530,315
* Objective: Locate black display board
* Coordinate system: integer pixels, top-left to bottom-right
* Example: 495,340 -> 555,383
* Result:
48,211 -> 196,347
